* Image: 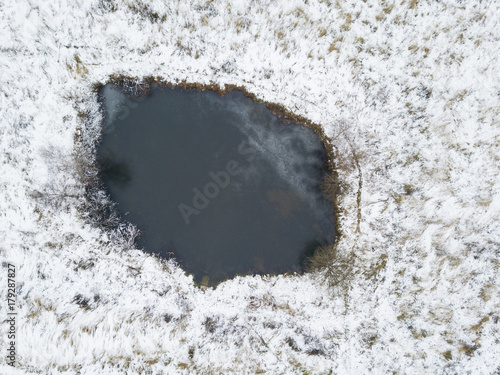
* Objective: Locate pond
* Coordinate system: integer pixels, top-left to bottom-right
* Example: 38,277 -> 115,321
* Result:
97,83 -> 335,286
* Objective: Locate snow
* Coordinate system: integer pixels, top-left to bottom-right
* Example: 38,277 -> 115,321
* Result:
0,0 -> 499,373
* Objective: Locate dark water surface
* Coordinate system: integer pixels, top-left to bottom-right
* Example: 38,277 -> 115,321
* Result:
98,84 -> 334,285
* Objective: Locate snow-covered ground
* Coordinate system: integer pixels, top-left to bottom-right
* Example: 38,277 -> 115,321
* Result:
1,0 -> 499,373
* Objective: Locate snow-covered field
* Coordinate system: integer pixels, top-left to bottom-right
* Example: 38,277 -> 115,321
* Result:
1,0 -> 499,373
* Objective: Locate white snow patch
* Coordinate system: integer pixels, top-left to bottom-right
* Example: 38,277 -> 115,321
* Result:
0,0 -> 499,373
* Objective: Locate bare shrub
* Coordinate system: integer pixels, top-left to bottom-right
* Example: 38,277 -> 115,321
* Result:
71,90 -> 141,251
305,245 -> 354,290
30,146 -> 82,210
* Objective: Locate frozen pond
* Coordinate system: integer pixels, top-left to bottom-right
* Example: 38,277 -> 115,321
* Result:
98,83 -> 334,286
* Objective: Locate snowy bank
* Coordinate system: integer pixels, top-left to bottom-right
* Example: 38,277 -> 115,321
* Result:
0,0 -> 499,373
